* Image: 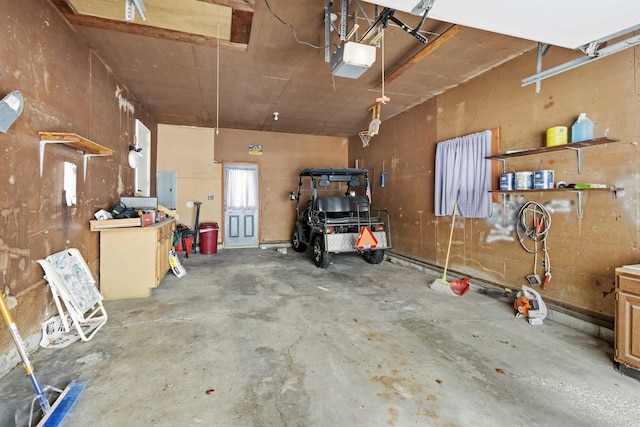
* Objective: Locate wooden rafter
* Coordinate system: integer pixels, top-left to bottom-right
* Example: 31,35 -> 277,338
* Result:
49,0 -> 77,14
230,9 -> 253,44
63,14 -> 249,51
198,0 -> 256,13
50,0 -> 253,51
375,24 -> 464,89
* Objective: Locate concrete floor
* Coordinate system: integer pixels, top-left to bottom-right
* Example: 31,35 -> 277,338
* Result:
1,248 -> 639,426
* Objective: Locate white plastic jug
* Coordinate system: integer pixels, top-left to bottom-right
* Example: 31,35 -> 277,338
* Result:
571,113 -> 594,143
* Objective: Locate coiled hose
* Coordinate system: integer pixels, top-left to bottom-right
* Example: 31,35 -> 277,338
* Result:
516,201 -> 552,289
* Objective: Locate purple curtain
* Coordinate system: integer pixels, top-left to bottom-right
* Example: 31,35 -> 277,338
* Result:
434,130 -> 492,218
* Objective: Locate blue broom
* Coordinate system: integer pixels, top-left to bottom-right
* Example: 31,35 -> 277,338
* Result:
0,292 -> 85,427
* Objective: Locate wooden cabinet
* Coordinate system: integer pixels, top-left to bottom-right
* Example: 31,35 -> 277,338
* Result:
95,219 -> 176,300
615,267 -> 640,374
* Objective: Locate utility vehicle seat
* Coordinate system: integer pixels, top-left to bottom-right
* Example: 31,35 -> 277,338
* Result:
316,196 -> 380,223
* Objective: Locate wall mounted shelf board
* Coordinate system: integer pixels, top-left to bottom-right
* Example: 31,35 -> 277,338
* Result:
486,136 -> 622,218
38,132 -> 113,181
486,137 -> 620,174
490,187 -> 624,219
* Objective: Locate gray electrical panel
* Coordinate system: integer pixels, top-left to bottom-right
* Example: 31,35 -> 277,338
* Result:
157,171 -> 177,209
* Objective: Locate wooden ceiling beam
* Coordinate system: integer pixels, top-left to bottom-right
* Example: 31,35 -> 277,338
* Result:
230,9 -> 253,44
375,24 -> 464,89
63,14 -> 249,52
49,0 -> 77,14
53,0 -> 256,14
51,1 -> 252,49
197,0 -> 256,13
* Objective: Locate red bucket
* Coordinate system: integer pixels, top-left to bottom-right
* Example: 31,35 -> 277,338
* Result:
199,223 -> 219,254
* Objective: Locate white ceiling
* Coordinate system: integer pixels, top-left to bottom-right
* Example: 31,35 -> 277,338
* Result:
366,0 -> 640,49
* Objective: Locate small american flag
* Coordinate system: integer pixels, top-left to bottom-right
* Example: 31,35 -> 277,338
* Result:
365,178 -> 371,204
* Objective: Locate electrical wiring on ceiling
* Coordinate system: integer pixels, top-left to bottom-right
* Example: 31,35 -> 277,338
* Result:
264,0 -> 441,51
263,0 -> 330,49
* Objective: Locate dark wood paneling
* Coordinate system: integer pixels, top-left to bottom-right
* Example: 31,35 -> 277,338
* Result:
0,0 -> 155,353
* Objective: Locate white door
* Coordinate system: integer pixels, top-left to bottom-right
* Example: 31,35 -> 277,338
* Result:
224,164 -> 259,248
135,119 -> 151,196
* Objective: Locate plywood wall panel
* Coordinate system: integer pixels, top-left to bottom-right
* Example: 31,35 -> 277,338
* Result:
351,42 -> 639,321
435,48 -> 639,320
216,129 -> 347,242
157,125 -> 216,178
175,176 -> 221,229
465,218 -> 510,281
350,100 -> 438,262
157,124 -> 220,230
0,0 -> 155,356
159,127 -> 347,243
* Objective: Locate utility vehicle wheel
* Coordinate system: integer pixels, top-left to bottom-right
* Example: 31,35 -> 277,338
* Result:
292,231 -> 307,252
363,249 -> 385,264
312,236 -> 330,268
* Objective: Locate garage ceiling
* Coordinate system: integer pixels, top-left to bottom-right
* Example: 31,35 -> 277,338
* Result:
48,0 -> 634,137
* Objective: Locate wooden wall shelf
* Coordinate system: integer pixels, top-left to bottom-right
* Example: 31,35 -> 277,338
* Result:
38,132 -> 114,181
490,187 -> 623,218
485,137 -> 620,160
486,136 -> 622,218
489,187 -> 615,194
486,137 -> 620,175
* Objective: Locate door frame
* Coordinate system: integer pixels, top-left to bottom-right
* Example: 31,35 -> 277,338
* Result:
134,119 -> 151,196
221,162 -> 261,246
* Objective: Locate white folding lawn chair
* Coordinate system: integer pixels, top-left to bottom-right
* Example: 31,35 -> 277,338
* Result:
37,248 -> 107,343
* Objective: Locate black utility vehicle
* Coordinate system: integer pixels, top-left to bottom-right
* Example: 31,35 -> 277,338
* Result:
290,168 -> 391,268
